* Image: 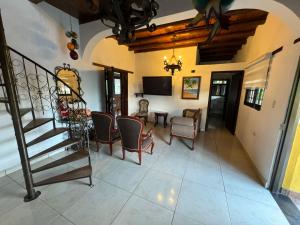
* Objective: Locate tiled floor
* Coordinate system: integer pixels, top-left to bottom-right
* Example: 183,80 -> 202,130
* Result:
0,125 -> 291,225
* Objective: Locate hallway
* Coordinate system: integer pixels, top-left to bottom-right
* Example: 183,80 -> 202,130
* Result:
0,126 -> 290,225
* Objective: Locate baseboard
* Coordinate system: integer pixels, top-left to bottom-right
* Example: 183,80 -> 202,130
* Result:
235,137 -> 268,187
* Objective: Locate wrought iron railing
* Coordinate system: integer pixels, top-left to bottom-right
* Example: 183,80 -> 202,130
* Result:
3,46 -> 89,143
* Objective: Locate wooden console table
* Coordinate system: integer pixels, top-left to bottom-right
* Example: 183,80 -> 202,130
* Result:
154,112 -> 168,128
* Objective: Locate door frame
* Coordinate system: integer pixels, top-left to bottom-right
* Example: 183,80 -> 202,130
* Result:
269,57 -> 300,193
206,70 -> 244,132
104,67 -> 129,116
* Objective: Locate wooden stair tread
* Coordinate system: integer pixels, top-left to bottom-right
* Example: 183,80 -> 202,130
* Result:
33,165 -> 92,187
24,118 -> 53,133
0,97 -> 8,103
26,128 -> 69,147
32,150 -> 89,173
29,138 -> 80,160
7,107 -> 32,117
19,108 -> 32,117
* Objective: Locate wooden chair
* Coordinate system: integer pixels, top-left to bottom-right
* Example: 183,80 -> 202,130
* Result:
135,99 -> 149,125
91,112 -> 120,155
169,109 -> 201,150
116,116 -> 154,165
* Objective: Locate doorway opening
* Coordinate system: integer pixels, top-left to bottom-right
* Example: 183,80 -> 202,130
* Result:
206,71 -> 244,134
269,58 -> 300,219
104,68 -> 128,119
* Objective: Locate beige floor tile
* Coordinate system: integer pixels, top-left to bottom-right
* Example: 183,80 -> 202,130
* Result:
63,181 -> 130,225
111,195 -> 173,225
135,169 -> 182,210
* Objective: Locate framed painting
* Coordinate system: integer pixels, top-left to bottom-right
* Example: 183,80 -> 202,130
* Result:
182,76 -> 201,99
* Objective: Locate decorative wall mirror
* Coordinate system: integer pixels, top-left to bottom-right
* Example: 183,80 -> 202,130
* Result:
55,63 -> 83,100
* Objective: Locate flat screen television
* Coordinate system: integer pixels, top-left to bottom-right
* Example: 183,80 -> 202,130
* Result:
143,76 -> 172,96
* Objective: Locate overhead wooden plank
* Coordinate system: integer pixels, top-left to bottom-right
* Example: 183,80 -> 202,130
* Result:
133,40 -> 247,53
93,62 -> 134,74
29,0 -> 44,3
127,19 -> 266,47
124,9 -> 268,40
130,31 -> 254,52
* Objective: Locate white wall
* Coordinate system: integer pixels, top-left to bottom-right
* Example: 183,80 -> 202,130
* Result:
235,14 -> 300,186
90,38 -> 137,114
133,47 -> 245,130
0,0 -> 83,174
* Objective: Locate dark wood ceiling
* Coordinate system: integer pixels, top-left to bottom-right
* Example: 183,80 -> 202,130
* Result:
29,0 -> 99,24
114,9 -> 268,62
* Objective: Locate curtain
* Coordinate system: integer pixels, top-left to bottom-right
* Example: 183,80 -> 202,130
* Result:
243,53 -> 272,89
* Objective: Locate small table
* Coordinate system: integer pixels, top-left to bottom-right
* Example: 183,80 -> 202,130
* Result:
154,112 -> 168,128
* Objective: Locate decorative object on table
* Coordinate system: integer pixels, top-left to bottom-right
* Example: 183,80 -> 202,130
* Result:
169,108 -> 201,150
87,0 -> 159,44
154,112 -> 168,128
182,76 -> 201,99
117,116 -> 154,165
65,15 -> 79,60
135,99 -> 149,125
164,45 -> 182,75
91,112 -> 121,155
189,0 -> 235,44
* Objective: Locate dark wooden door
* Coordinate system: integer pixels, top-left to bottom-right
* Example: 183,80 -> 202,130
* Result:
104,68 -> 128,117
105,68 -> 114,115
225,72 -> 244,134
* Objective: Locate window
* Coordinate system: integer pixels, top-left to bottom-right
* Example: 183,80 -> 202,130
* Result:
244,88 -> 264,111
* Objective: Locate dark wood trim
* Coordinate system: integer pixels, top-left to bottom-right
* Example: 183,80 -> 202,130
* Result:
205,70 -> 244,132
29,0 -> 43,3
135,93 -> 144,98
294,38 -> 300,45
272,46 -> 283,56
93,62 -> 134,74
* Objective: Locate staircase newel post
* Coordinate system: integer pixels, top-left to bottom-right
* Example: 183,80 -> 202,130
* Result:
0,13 -> 40,201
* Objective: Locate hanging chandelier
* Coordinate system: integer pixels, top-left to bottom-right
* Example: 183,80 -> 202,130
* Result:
87,0 -> 159,44
164,49 -> 183,75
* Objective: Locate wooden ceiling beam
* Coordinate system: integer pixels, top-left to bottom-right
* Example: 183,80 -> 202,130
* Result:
200,53 -> 235,58
199,49 -> 239,55
199,41 -> 245,50
130,31 -> 253,52
29,0 -> 44,3
133,39 -> 247,53
200,56 -> 234,60
128,10 -> 267,39
127,19 -> 265,47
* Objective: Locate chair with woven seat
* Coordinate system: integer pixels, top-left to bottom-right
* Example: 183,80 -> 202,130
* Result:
169,108 -> 201,150
116,116 -> 154,165
135,99 -> 149,125
91,112 -> 120,155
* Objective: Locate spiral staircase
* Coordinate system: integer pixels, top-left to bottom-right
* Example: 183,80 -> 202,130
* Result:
0,15 -> 92,202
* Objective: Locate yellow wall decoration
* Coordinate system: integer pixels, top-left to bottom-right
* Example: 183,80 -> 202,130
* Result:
283,124 -> 300,193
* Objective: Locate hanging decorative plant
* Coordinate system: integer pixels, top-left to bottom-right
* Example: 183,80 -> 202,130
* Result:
189,0 -> 235,44
65,16 -> 79,60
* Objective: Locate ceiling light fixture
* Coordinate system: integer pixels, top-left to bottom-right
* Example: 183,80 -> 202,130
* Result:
164,48 -> 183,76
88,0 -> 159,44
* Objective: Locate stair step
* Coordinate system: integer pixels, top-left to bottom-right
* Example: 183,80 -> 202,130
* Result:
26,128 -> 69,147
29,138 -> 80,160
0,83 -> 5,87
0,97 -> 9,103
23,118 -> 54,133
33,165 -> 92,187
32,150 -> 89,173
7,107 -> 32,117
